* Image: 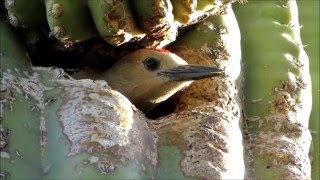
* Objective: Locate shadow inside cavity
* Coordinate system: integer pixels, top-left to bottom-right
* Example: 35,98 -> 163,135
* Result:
145,97 -> 176,120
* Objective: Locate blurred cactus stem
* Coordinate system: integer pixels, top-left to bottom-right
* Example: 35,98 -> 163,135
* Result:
233,0 -> 312,179
297,0 -> 320,179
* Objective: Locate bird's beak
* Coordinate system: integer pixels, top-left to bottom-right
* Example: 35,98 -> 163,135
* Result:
158,65 -> 223,81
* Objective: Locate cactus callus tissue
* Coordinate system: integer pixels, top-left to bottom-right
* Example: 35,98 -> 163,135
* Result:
1,0 -> 318,179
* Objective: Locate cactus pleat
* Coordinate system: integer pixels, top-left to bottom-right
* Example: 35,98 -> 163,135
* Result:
233,0 -> 312,178
297,0 -> 320,179
5,0 -> 46,27
87,0 -> 145,46
45,0 -> 99,43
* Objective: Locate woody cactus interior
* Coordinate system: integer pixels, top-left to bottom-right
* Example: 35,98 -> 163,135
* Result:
0,0 -> 319,179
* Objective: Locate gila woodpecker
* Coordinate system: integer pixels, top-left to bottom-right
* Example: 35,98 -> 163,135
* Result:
73,48 -> 222,112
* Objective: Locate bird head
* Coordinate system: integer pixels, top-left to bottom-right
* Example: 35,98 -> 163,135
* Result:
104,48 -> 222,112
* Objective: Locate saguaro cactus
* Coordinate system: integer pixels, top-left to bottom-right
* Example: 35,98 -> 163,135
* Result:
1,0 -> 317,179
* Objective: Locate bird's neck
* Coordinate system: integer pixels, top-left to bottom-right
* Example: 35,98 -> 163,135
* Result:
103,70 -> 192,112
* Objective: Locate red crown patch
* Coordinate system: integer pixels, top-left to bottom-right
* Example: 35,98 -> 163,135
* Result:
146,48 -> 171,53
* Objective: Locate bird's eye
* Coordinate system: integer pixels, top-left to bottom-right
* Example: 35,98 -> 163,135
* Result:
143,57 -> 160,71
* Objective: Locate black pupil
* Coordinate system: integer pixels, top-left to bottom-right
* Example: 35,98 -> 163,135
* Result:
144,57 -> 160,71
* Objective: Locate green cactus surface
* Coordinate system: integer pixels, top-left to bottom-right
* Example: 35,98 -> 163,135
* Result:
233,0 -> 312,179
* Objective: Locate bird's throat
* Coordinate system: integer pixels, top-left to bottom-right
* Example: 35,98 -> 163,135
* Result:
129,81 -> 192,112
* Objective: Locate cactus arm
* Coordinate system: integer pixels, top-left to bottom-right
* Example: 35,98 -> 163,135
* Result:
297,0 -> 320,179
233,0 -> 312,178
44,0 -> 99,43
